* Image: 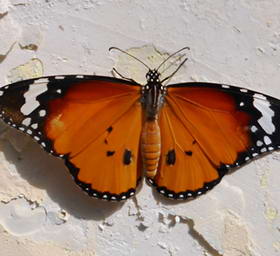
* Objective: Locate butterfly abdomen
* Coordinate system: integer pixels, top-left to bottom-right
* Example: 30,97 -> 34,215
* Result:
141,119 -> 161,178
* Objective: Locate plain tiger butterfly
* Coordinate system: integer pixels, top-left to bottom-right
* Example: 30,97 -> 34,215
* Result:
0,47 -> 279,201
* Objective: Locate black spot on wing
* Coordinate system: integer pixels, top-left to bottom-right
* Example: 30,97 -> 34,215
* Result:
123,149 -> 132,165
166,149 -> 176,165
185,151 -> 193,156
107,150 -> 115,156
107,126 -> 113,133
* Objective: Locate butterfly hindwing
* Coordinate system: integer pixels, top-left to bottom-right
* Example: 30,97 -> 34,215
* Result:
148,83 -> 280,199
0,75 -> 143,201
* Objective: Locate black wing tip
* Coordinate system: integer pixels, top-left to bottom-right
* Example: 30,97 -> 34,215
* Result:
65,158 -> 138,201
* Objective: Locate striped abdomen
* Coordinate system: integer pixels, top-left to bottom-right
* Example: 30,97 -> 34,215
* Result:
141,119 -> 161,178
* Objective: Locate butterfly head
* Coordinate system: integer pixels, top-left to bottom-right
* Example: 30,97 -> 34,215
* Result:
146,69 -> 161,84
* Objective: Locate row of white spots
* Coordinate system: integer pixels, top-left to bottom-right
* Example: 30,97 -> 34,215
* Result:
221,85 -> 248,93
8,114 -> 51,152
82,184 -> 134,200
148,178 -> 203,199
253,94 -> 275,135
255,136 -> 271,147
21,82 -> 48,115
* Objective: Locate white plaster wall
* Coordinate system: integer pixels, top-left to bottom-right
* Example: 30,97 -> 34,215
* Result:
0,0 -> 280,255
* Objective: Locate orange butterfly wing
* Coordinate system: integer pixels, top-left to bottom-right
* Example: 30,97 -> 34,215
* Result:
148,84 -> 253,199
0,76 -> 143,201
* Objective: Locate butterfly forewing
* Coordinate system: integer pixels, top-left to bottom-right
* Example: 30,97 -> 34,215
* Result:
148,83 -> 280,199
0,75 -> 143,201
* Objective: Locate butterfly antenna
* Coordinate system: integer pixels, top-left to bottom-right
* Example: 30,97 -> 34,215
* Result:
156,47 -> 190,72
109,47 -> 151,70
161,57 -> 189,84
111,68 -> 138,83
160,53 -> 186,74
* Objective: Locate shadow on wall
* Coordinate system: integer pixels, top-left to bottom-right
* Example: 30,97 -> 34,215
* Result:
0,123 -> 126,220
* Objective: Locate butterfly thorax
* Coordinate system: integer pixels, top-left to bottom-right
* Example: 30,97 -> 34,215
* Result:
141,69 -> 165,178
141,69 -> 165,120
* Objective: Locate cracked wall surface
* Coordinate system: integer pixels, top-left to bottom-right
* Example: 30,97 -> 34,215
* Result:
0,0 -> 280,255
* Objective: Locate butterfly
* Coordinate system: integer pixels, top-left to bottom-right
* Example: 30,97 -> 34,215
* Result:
0,47 -> 279,202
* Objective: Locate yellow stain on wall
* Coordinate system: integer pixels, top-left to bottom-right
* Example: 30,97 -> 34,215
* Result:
7,58 -> 44,83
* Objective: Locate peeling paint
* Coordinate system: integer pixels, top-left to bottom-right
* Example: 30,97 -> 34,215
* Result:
222,211 -> 254,256
7,58 -> 44,83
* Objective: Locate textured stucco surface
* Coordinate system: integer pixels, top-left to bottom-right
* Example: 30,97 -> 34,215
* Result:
0,0 -> 280,255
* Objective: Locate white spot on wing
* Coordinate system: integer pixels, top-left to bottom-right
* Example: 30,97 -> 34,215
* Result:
253,95 -> 275,134
251,125 -> 258,132
264,136 -> 272,145
21,82 -> 48,115
39,109 -> 46,117
222,84 -> 230,88
31,123 -> 38,129
34,78 -> 49,84
261,147 -> 267,153
55,76 -> 65,79
240,88 -> 248,92
254,93 -> 267,100
0,91 -> 3,96
22,117 -> 31,126
256,140 -> 263,147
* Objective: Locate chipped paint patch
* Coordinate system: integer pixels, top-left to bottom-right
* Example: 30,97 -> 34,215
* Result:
7,58 -> 44,83
222,211 -> 253,256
